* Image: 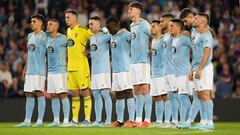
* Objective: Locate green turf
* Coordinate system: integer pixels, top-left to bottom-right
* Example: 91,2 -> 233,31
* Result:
0,122 -> 240,135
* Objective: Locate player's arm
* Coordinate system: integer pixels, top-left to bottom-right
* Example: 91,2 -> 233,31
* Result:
83,39 -> 91,57
194,38 -> 211,79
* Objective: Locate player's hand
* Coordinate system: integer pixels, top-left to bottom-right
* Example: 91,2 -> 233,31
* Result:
101,27 -> 109,34
188,70 -> 193,81
82,50 -> 89,56
194,69 -> 201,80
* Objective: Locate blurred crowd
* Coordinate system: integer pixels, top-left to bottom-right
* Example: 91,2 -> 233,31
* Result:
0,0 -> 239,99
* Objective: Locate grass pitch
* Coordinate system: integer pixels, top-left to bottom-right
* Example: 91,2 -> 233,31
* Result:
0,122 -> 240,135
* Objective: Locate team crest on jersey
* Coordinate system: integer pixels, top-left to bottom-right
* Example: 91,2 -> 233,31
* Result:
75,33 -> 78,38
162,41 -> 167,48
90,44 -> 97,51
47,46 -> 54,53
151,49 -> 157,56
28,44 -> 35,51
110,41 -> 116,48
172,46 -> 176,53
131,32 -> 136,39
67,39 -> 74,47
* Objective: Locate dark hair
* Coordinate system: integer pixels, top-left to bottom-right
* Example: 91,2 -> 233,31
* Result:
179,8 -> 195,20
89,16 -> 101,21
128,1 -> 143,11
66,9 -> 78,18
30,14 -> 45,24
161,13 -> 174,19
48,18 -> 60,28
152,20 -> 160,24
197,12 -> 210,24
170,19 -> 184,30
106,16 -> 119,24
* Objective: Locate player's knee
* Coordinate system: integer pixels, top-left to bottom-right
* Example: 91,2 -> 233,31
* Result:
133,86 -> 142,95
124,89 -> 134,99
58,93 -> 68,99
82,88 -> 90,97
72,90 -> 80,97
153,96 -> 162,102
162,94 -> 168,101
25,92 -> 34,97
115,91 -> 125,100
51,93 -> 58,98
35,91 -> 44,97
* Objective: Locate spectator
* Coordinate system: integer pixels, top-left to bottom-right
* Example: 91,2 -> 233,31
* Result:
7,77 -> 24,98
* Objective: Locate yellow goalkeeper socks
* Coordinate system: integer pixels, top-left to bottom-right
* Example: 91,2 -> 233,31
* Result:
72,97 -> 80,122
84,96 -> 92,121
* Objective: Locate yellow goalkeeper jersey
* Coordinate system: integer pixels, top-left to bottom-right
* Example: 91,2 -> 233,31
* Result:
67,25 -> 93,71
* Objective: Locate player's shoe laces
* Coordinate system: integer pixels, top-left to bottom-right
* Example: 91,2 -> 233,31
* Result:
80,120 -> 91,127
122,120 -> 139,128
137,121 -> 151,128
15,122 -> 32,127
32,122 -> 44,127
109,121 -> 124,128
47,122 -> 60,127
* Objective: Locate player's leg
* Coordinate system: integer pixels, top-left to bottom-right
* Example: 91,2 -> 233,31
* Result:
47,93 -> 60,127
15,75 -> 36,127
68,71 -> 81,125
153,96 -> 164,127
59,92 -> 70,126
92,90 -> 102,124
177,76 -> 191,128
33,75 -> 46,127
166,75 -> 179,125
15,92 -> 35,127
100,73 -> 112,125
162,94 -> 172,127
81,88 -> 92,126
110,91 -> 125,127
46,74 -> 60,127
187,90 -> 200,124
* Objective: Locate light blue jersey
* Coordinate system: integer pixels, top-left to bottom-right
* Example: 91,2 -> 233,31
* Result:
192,31 -> 213,71
47,33 -> 67,74
163,33 -> 174,75
26,31 -> 47,76
90,32 -> 111,74
172,35 -> 192,76
130,18 -> 151,64
110,29 -> 131,73
151,36 -> 165,78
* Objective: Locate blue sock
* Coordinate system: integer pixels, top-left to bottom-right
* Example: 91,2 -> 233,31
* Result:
37,96 -> 46,123
25,96 -> 35,123
116,99 -> 125,122
164,100 -> 172,123
51,98 -> 60,122
101,89 -> 112,122
93,90 -> 102,122
155,100 -> 164,123
144,95 -> 152,122
127,98 -> 135,122
189,92 -> 200,122
61,97 -> 70,123
206,100 -> 214,123
199,99 -> 207,123
171,93 -> 179,123
135,95 -> 144,122
179,94 -> 190,123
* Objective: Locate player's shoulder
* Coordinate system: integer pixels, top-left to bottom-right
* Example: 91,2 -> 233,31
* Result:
121,28 -> 131,35
27,32 -> 34,39
77,25 -> 89,31
140,18 -> 150,25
